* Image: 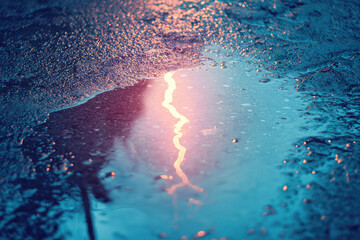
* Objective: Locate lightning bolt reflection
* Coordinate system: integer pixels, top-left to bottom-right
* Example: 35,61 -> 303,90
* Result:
161,72 -> 203,195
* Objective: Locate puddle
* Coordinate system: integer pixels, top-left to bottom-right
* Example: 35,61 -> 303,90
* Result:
72,48 -> 309,239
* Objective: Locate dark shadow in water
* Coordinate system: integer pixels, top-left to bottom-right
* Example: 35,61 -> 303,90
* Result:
1,80 -> 149,240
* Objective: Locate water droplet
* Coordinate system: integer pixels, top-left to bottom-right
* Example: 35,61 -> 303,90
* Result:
259,78 -> 271,83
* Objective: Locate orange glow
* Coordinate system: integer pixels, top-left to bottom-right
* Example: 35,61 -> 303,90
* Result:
196,231 -> 206,237
160,174 -> 168,180
162,72 -> 203,194
160,174 -> 173,180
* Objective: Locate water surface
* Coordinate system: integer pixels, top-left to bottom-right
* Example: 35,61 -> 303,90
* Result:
1,0 -> 360,239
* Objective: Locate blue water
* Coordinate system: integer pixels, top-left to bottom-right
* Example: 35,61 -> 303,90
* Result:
1,0 -> 360,239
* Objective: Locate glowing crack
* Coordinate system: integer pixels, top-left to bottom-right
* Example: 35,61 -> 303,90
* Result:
161,72 -> 203,194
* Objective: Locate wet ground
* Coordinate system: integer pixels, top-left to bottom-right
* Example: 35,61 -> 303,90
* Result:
1,0 -> 360,240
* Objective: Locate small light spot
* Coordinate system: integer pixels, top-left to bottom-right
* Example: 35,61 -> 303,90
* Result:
160,174 -> 168,180
188,198 -> 202,205
111,171 -> 116,176
232,138 -> 238,143
196,231 -> 206,238
283,185 -> 288,191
